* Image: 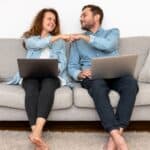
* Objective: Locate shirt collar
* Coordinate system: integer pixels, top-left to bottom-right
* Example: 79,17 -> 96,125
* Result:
86,27 -> 104,35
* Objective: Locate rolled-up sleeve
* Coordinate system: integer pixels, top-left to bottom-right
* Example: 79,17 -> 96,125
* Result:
24,35 -> 52,50
89,28 -> 120,52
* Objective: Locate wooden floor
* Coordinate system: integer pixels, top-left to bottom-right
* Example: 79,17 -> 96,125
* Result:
0,121 -> 150,132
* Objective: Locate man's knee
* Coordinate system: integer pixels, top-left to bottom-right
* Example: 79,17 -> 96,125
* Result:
91,79 -> 107,88
121,75 -> 139,92
89,79 -> 109,96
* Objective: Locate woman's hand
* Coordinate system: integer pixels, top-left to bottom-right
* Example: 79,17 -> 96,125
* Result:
51,34 -> 71,43
59,34 -> 71,42
70,34 -> 90,42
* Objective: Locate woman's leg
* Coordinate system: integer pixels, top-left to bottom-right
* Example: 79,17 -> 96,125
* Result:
32,77 -> 60,149
22,78 -> 42,149
22,78 -> 40,129
37,77 -> 60,121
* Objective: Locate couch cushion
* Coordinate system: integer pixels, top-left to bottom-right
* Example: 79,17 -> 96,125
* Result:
0,39 -> 26,81
119,37 -> 150,79
138,51 -> 150,82
74,82 -> 150,108
0,83 -> 72,110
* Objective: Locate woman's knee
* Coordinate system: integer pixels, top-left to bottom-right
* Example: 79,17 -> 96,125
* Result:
42,77 -> 60,88
23,78 -> 40,94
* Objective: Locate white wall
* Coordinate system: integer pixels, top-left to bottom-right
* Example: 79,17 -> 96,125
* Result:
0,0 -> 149,38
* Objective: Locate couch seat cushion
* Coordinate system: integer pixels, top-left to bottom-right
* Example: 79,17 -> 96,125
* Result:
74,82 -> 150,108
139,50 -> 150,82
0,83 -> 72,110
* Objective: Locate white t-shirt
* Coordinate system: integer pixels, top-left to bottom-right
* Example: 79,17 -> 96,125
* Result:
40,47 -> 51,59
40,48 -> 66,86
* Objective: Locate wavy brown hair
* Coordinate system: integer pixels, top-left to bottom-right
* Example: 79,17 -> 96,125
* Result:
23,8 -> 60,38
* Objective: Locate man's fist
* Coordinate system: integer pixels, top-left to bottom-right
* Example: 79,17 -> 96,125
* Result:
78,69 -> 92,80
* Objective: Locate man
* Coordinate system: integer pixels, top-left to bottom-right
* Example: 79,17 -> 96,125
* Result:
68,4 -> 139,150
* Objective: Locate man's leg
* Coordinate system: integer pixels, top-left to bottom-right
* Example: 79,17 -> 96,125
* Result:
81,78 -> 128,150
81,78 -> 119,132
106,75 -> 138,150
111,75 -> 139,129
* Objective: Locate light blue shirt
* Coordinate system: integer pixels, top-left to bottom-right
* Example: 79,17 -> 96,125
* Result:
68,27 -> 120,81
7,34 -> 70,86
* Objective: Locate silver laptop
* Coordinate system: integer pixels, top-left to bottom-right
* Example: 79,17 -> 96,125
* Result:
91,54 -> 138,79
17,58 -> 58,78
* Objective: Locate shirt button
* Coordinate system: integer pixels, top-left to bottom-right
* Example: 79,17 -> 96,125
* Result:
96,53 -> 99,57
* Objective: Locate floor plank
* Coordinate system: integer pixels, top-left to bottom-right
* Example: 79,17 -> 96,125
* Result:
0,121 -> 150,132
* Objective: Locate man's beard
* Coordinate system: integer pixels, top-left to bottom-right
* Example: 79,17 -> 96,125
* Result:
81,22 -> 93,31
81,26 -> 90,31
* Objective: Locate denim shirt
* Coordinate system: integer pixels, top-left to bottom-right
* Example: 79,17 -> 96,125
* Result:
7,34 -> 70,86
68,27 -> 120,81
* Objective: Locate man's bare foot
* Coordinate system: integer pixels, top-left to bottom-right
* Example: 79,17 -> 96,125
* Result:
115,136 -> 128,150
110,130 -> 128,150
103,136 -> 116,150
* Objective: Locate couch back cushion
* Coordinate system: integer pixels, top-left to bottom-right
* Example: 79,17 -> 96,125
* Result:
119,36 -> 150,79
0,37 -> 150,81
0,39 -> 26,81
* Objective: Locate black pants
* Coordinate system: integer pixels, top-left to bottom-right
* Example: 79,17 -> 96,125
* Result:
22,77 -> 60,126
81,75 -> 139,132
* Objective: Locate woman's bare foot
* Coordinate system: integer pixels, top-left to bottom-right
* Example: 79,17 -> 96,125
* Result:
29,129 -> 49,150
29,134 -> 49,150
29,133 -> 43,147
35,145 -> 49,150
35,146 -> 42,150
29,118 -> 49,150
103,136 -> 116,150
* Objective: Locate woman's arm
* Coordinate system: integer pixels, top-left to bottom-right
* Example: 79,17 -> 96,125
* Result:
25,35 -> 52,50
25,34 -> 70,50
52,39 -> 67,74
51,34 -> 70,43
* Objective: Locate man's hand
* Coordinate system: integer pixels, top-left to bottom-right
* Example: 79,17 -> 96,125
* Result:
70,34 -> 90,43
59,34 -> 71,42
51,34 -> 90,43
51,34 -> 71,43
78,69 -> 92,80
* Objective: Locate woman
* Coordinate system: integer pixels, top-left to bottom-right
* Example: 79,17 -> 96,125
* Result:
8,8 -> 69,150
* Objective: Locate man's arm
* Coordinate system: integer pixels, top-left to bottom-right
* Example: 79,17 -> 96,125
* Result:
89,28 -> 120,51
71,28 -> 120,52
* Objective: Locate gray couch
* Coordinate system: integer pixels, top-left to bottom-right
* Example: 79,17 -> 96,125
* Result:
0,37 -> 150,121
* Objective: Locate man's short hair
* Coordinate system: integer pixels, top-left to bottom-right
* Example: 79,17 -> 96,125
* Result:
82,4 -> 104,24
